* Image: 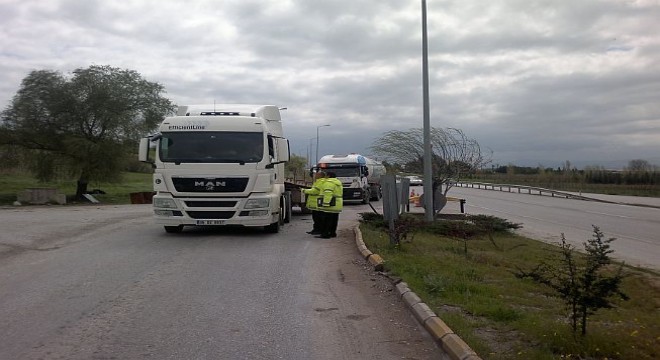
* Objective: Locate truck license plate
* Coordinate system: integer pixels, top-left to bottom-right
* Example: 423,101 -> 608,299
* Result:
196,220 -> 225,225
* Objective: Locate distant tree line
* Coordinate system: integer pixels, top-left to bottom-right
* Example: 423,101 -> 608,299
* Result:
478,160 -> 659,186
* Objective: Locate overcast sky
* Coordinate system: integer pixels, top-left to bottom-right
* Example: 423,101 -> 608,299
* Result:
1,0 -> 659,169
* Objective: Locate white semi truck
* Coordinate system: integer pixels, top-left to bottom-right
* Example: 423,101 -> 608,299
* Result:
316,154 -> 386,204
138,104 -> 291,233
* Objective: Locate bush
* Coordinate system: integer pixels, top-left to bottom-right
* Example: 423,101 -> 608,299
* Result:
358,212 -> 387,227
516,226 -> 628,337
467,214 -> 522,232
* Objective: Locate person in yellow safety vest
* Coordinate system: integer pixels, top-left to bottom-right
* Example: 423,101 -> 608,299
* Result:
316,171 -> 343,239
303,171 -> 326,235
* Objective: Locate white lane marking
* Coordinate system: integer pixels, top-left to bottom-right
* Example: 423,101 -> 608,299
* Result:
582,211 -> 633,219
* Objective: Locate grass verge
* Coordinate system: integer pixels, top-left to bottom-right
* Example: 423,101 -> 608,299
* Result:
0,170 -> 152,205
359,214 -> 659,359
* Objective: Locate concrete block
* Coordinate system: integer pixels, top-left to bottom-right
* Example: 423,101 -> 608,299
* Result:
395,282 -> 410,297
367,253 -> 384,271
358,246 -> 373,258
17,188 -> 64,205
411,302 -> 436,323
51,193 -> 67,205
402,291 -> 422,307
424,317 -> 454,340
441,333 -> 479,360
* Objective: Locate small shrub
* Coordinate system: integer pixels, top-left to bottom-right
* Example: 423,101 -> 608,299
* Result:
423,274 -> 447,295
467,214 -> 522,232
358,212 -> 386,227
516,226 -> 629,337
424,220 -> 481,239
388,214 -> 424,245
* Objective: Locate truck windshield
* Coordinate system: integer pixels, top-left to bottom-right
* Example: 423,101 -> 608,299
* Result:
159,131 -> 264,164
326,167 -> 360,177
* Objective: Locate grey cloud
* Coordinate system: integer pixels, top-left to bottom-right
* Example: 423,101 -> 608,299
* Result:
1,0 -> 658,169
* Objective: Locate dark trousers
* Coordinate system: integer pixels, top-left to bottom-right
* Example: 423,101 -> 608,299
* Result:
311,210 -> 321,232
319,212 -> 339,237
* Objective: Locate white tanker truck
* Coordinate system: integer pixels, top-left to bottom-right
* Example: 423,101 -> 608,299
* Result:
316,154 -> 386,204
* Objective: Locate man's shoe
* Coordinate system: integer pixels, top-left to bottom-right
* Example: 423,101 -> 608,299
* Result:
307,230 -> 321,235
330,234 -> 337,238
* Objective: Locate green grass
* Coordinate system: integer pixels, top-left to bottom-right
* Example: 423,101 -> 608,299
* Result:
0,169 -> 153,205
360,217 -> 660,359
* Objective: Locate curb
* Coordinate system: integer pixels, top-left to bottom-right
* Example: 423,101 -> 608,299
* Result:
353,225 -> 482,360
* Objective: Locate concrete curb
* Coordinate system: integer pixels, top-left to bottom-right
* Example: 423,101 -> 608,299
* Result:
353,225 -> 482,360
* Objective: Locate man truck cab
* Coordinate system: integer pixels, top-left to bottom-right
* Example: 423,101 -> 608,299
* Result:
316,154 -> 385,204
139,104 -> 290,233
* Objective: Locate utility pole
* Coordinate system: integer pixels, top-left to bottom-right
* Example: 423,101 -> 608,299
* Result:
316,124 -> 330,165
421,0 -> 433,222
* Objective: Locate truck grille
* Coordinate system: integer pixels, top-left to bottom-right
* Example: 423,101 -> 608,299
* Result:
172,177 -> 249,193
186,211 -> 235,219
184,201 -> 237,207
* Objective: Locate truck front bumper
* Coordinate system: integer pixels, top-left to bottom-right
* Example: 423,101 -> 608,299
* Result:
152,194 -> 279,227
343,188 -> 365,201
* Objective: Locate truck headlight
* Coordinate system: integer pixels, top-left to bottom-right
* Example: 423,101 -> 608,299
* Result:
154,198 -> 177,209
245,198 -> 270,209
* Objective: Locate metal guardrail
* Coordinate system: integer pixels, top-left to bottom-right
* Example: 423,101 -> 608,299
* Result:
452,181 -> 616,204
453,181 -> 660,209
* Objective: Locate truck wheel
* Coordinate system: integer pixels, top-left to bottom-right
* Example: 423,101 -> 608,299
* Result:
264,221 -> 280,233
283,192 -> 292,223
370,186 -> 381,201
362,190 -> 371,204
164,225 -> 183,233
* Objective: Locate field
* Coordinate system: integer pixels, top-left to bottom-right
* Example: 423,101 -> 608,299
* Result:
359,214 -> 659,359
0,170 -> 153,206
469,173 -> 660,197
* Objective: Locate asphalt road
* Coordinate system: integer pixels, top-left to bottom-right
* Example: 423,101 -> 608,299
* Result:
0,204 -> 446,360
444,187 -> 660,270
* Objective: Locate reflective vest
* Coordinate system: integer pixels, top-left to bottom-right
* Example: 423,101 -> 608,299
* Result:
318,178 -> 343,213
303,178 -> 326,210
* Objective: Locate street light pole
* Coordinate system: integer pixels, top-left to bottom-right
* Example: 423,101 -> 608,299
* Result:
316,124 -> 330,165
421,0 -> 433,222
308,137 -> 316,168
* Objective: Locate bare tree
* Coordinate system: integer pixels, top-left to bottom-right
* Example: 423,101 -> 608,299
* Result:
370,127 -> 491,195
627,159 -> 651,172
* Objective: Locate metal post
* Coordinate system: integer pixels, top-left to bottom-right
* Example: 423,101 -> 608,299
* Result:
421,0 -> 433,222
316,124 -> 330,164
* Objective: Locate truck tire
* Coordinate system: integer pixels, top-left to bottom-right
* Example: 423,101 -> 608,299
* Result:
370,186 -> 382,201
362,189 -> 371,204
265,198 -> 285,233
164,225 -> 183,233
264,221 -> 280,233
283,192 -> 292,223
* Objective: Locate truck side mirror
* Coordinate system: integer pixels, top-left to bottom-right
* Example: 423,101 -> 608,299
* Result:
277,138 -> 290,162
138,138 -> 151,163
